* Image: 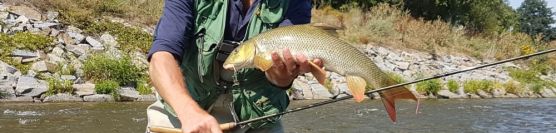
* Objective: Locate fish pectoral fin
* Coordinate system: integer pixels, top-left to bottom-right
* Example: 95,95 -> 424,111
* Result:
379,86 -> 419,123
346,76 -> 367,103
254,54 -> 273,71
308,61 -> 327,84
311,23 -> 342,37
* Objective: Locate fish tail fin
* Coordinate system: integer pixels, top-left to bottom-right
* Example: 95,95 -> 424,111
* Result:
379,85 -> 418,123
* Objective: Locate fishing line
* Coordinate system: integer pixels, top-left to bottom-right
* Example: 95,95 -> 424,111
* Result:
233,48 -> 556,126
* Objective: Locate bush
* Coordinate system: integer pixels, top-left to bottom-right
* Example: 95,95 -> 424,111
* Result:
84,54 -> 142,85
463,80 -> 494,94
85,21 -> 153,53
0,32 -> 53,74
95,80 -> 120,94
447,80 -> 459,93
46,78 -> 74,95
136,76 -> 153,95
416,79 -> 441,95
504,81 -> 525,95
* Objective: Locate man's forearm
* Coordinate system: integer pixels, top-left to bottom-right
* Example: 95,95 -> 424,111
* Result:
149,52 -> 203,119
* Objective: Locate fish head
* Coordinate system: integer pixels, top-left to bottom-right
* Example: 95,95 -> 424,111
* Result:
223,41 -> 256,70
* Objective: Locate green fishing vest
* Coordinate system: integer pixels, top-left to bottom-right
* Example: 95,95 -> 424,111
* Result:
162,0 -> 290,128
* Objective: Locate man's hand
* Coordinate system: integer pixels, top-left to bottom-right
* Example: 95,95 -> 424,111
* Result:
265,48 -> 323,88
179,107 -> 222,133
149,52 -> 222,133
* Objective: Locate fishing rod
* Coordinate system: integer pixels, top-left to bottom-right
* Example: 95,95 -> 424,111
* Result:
150,48 -> 556,133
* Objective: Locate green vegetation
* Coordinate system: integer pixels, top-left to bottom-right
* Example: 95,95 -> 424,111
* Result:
447,80 -> 459,93
508,67 -> 556,94
83,54 -> 142,85
504,80 -> 525,95
95,80 -> 120,94
0,32 -> 54,74
136,76 -> 153,95
85,21 -> 153,53
518,0 -> 556,41
416,79 -> 442,95
58,64 -> 76,75
46,78 -> 74,96
463,80 -> 494,94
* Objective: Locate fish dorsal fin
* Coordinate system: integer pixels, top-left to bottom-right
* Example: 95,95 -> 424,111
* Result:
311,23 -> 341,37
309,61 -> 327,84
346,76 -> 367,103
378,79 -> 419,123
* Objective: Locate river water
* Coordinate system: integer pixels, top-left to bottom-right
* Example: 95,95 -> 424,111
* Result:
0,99 -> 555,133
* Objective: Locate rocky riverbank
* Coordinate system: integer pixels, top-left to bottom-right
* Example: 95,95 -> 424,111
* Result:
0,3 -> 554,103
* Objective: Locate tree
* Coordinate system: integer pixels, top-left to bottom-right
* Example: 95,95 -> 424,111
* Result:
518,0 -> 556,42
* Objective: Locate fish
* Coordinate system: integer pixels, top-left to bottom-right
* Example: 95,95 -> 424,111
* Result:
223,24 -> 419,122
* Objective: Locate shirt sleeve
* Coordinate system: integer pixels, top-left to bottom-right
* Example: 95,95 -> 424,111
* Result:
147,0 -> 195,62
279,0 -> 312,26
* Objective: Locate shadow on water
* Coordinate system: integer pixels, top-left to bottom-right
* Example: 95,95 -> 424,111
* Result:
1,99 -> 555,133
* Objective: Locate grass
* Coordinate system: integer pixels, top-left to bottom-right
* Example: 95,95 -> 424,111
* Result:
504,80 -> 525,95
416,79 -> 442,95
508,67 -> 556,94
0,32 -> 54,74
136,76 -> 153,95
463,80 -> 494,94
94,80 -> 121,101
447,80 -> 459,93
83,54 -> 143,85
85,21 -> 153,53
312,4 -> 554,62
46,78 -> 74,96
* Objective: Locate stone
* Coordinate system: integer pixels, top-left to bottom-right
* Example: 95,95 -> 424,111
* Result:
31,61 -> 48,72
0,85 -> 16,99
308,81 -> 333,99
540,88 -> 555,98
50,29 -> 60,37
491,88 -> 507,98
51,47 -> 65,56
9,6 -> 41,20
68,32 -> 85,43
91,46 -> 105,52
73,83 -> 95,96
60,75 -> 76,81
33,22 -> 58,29
14,15 -> 28,24
0,61 -> 18,74
468,94 -> 481,99
395,61 -> 410,70
43,93 -> 82,102
47,54 -> 65,63
11,49 -> 38,59
502,93 -> 519,98
137,94 -> 157,102
46,11 -> 59,21
66,44 -> 87,56
0,96 -> 33,102
118,87 -> 140,101
83,94 -> 114,102
100,33 -> 117,47
60,32 -> 76,45
476,90 -> 492,98
15,77 -> 48,97
86,36 -> 103,48
437,89 -> 461,99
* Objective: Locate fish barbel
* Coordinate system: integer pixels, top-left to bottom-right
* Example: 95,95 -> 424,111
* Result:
223,24 -> 418,122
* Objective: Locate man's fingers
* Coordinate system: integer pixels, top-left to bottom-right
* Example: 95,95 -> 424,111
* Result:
271,51 -> 284,69
282,49 -> 297,74
313,59 -> 324,67
296,54 -> 310,73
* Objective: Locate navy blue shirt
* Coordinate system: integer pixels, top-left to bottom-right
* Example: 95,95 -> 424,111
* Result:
148,0 -> 312,61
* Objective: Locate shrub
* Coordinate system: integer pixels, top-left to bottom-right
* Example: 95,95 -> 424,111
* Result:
84,54 -> 142,85
463,80 -> 494,94
136,76 -> 153,95
0,32 -> 53,74
416,79 -> 441,95
447,80 -> 459,93
85,21 -> 153,53
95,80 -> 120,94
504,81 -> 525,95
46,78 -> 74,95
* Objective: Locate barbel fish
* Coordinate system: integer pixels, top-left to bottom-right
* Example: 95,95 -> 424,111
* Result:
223,24 -> 419,122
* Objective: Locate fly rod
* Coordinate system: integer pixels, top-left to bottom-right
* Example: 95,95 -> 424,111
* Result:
150,48 -> 556,133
